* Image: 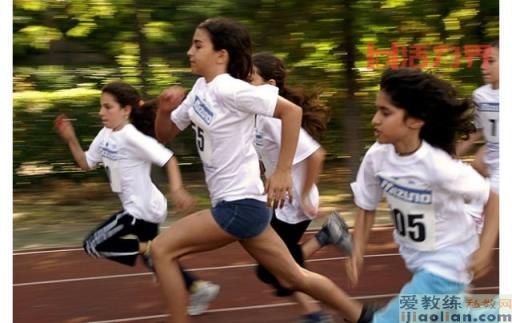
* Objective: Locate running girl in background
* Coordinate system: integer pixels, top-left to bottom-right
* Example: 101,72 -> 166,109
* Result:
456,41 -> 499,233
54,81 -> 218,316
348,68 -> 499,323
251,52 -> 352,323
152,17 -> 369,323
456,40 -> 499,192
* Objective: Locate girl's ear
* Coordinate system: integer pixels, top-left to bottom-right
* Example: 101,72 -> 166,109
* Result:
267,79 -> 277,87
216,49 -> 229,65
123,105 -> 132,119
406,116 -> 424,130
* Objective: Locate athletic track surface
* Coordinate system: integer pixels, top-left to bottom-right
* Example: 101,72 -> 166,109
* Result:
14,225 -> 499,322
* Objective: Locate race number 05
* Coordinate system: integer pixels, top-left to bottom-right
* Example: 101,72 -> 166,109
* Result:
392,209 -> 426,242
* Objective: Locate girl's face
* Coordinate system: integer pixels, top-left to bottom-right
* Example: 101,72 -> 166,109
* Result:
99,92 -> 130,130
481,46 -> 499,88
372,91 -> 423,151
187,28 -> 225,79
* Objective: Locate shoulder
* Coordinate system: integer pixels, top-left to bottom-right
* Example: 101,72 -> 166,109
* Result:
473,84 -> 492,100
122,124 -> 149,143
422,143 -> 465,181
365,141 -> 390,157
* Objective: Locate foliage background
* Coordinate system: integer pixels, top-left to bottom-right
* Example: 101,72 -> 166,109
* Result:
13,0 -> 498,187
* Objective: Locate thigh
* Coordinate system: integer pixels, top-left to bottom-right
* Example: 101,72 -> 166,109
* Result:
84,210 -> 132,242
153,209 -> 236,258
240,226 -> 304,280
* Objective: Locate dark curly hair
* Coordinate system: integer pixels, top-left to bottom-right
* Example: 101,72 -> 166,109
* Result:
198,18 -> 252,81
379,68 -> 473,155
252,52 -> 330,141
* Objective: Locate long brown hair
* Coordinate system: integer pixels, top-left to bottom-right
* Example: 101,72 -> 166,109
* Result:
252,53 -> 330,141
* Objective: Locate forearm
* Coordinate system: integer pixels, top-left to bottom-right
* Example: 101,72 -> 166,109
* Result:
456,131 -> 483,157
155,109 -> 180,144
165,156 -> 184,193
67,138 -> 89,171
353,208 -> 375,257
274,97 -> 302,171
302,147 -> 325,195
479,190 -> 499,251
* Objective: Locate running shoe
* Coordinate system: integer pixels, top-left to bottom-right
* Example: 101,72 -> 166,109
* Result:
187,281 -> 220,316
323,211 -> 353,255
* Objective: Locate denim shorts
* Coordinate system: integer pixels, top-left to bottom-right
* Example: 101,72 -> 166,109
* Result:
211,199 -> 272,240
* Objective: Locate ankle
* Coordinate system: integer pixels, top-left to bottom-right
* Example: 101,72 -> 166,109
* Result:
143,240 -> 152,256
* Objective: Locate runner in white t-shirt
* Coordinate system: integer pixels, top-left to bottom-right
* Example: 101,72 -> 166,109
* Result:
54,82 -> 218,316
251,53 -> 352,323
347,68 -> 499,323
151,18 -> 366,323
456,41 -> 499,233
456,41 -> 499,191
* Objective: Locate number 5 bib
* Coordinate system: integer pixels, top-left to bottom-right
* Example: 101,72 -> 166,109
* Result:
380,177 -> 436,251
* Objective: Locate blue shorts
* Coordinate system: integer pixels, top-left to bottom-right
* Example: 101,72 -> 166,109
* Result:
373,271 -> 466,323
211,199 -> 272,240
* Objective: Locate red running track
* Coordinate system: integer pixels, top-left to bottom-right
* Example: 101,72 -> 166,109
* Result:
13,226 -> 499,323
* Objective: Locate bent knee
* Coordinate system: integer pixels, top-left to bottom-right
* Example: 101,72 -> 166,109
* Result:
274,267 -> 307,290
82,236 -> 95,256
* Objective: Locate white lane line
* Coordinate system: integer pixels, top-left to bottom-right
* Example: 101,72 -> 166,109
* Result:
14,247 -> 84,256
86,287 -> 500,323
13,253 -> 401,287
13,248 -> 500,287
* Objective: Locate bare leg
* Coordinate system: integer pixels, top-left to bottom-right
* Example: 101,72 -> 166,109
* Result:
301,235 -> 323,259
293,292 -> 323,315
241,226 -> 362,322
152,209 -> 235,323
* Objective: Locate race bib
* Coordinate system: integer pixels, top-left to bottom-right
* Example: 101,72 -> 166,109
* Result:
191,123 -> 213,166
380,176 -> 436,251
479,108 -> 499,144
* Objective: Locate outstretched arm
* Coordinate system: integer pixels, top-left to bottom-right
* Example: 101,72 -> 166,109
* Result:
265,96 -> 302,208
54,114 -> 90,171
155,86 -> 186,144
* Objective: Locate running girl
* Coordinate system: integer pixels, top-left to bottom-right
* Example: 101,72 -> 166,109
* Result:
348,68 -> 499,323
152,18 -> 368,323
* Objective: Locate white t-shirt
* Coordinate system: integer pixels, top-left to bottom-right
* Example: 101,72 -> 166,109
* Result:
473,84 -> 499,191
85,123 -> 173,223
171,73 -> 278,206
255,116 -> 321,224
351,141 -> 490,284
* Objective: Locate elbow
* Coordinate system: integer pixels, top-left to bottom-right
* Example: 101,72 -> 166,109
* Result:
155,128 -> 169,144
315,147 -> 326,162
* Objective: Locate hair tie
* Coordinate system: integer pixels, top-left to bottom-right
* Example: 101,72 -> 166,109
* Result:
138,99 -> 145,108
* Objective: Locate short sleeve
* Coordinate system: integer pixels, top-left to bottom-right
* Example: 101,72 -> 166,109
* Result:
432,153 -> 490,206
235,83 -> 278,117
293,128 -> 321,165
85,128 -> 105,169
126,126 -> 174,167
171,82 -> 200,131
350,143 -> 384,210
